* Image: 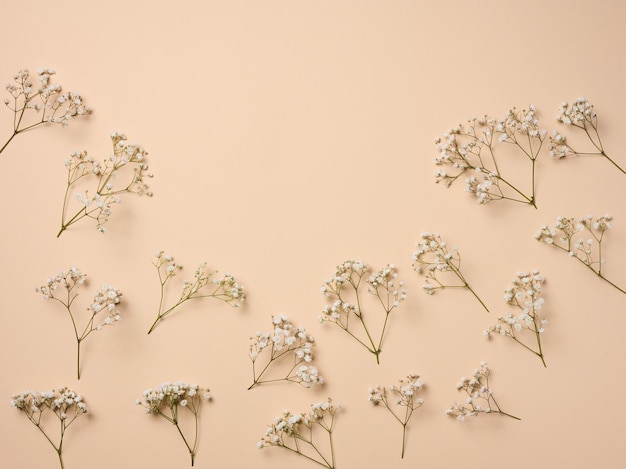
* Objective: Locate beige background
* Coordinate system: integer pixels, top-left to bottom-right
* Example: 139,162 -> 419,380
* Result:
1,0 -> 625,468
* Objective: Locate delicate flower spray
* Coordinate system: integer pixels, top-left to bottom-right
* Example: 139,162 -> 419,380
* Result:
446,362 -> 519,421
10,387 -> 88,469
57,132 -> 153,237
258,398 -> 340,469
137,382 -> 211,466
320,260 -> 407,364
412,232 -> 488,312
248,314 -> 324,390
368,374 -> 424,458
434,106 -> 546,207
535,214 -> 624,295
1,68 -> 91,155
548,97 -> 624,174
37,268 -> 122,379
148,251 -> 244,334
484,271 -> 548,367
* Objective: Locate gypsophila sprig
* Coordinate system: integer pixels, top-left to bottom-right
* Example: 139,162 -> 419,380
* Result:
368,374 -> 424,458
535,214 -> 625,294
137,382 -> 211,466
435,106 -> 546,208
446,362 -> 519,421
1,68 -> 91,156
248,314 -> 323,390
37,268 -> 122,379
320,260 -> 407,364
148,251 -> 244,334
257,398 -> 340,469
548,97 -> 624,174
484,271 -> 547,367
11,387 -> 88,469
412,232 -> 488,312
56,131 -> 153,237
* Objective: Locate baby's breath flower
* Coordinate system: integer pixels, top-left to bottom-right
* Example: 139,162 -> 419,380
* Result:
1,68 -> 91,156
148,251 -> 244,334
412,232 -> 488,311
536,215 -> 624,294
484,271 -> 547,366
11,387 -> 88,469
435,106 -> 545,208
550,97 -> 624,173
445,362 -> 519,421
37,268 -> 122,379
249,314 -> 323,389
258,398 -> 340,469
56,132 -> 153,237
368,374 -> 424,458
137,381 -> 210,466
320,260 -> 407,364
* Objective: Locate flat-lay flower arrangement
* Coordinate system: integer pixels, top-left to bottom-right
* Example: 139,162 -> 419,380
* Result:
4,66 -> 625,468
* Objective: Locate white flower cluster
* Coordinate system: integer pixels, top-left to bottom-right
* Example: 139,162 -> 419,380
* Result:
368,374 -> 424,458
536,214 -> 624,295
249,314 -> 323,389
446,362 -> 518,421
556,97 -> 595,126
149,252 -> 245,334
90,284 -> 123,330
137,381 -> 211,414
58,132 -> 153,236
548,97 -> 624,173
320,260 -> 406,364
137,381 -> 211,466
257,398 -> 339,469
37,266 -> 87,299
37,268 -> 123,379
536,214 -> 611,267
10,386 -> 88,468
412,232 -> 487,311
11,387 -> 88,417
3,68 -> 91,129
368,373 -> 424,407
434,106 -> 545,207
484,271 -> 547,366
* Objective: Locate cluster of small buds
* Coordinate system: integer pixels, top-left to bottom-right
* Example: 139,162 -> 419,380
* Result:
181,264 -> 244,306
549,97 -> 624,173
368,374 -> 424,458
547,131 -> 575,159
368,374 -> 424,408
257,399 -> 339,469
249,315 -> 323,389
57,132 -> 153,236
37,267 -> 87,299
137,381 -> 211,466
2,68 -> 91,135
321,260 -> 368,296
11,387 -> 88,417
434,106 -> 543,207
137,382 -> 211,414
446,362 -> 519,421
366,264 -> 408,308
536,214 -> 624,294
91,284 -> 123,330
556,97 -> 595,126
11,387 -> 88,469
149,252 -> 244,334
320,259 -> 407,364
464,175 -> 494,204
37,268 -> 123,379
412,232 -> 488,311
484,271 -> 547,366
